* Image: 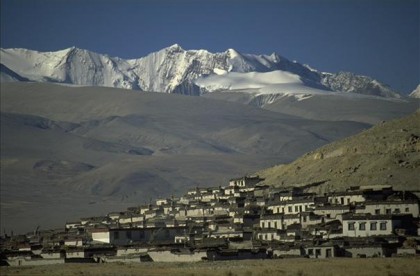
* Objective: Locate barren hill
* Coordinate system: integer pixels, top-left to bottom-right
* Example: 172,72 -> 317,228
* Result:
0,82 -> 369,233
258,112 -> 420,193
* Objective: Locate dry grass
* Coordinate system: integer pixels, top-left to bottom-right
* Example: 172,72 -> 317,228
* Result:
258,112 -> 420,193
1,258 -> 419,276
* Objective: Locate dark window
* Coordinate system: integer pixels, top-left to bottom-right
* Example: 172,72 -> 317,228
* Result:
347,198 -> 350,204
380,222 -> 387,230
315,249 -> 321,257
114,231 -> 119,239
341,198 -> 344,205
308,249 -> 314,255
386,209 -> 391,214
405,207 -> 409,212
268,222 -> 271,228
359,222 -> 366,230
394,208 -> 400,214
370,222 -> 377,230
288,206 -> 292,213
375,209 -> 380,215
348,222 -> 355,230
326,248 -> 332,258
295,206 -> 299,212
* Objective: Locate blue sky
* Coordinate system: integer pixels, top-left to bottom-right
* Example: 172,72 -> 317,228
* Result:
1,0 -> 419,93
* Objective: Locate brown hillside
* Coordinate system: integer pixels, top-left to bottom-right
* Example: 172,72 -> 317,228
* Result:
258,111 -> 420,193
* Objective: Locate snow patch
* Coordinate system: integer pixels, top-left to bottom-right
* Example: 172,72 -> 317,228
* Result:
227,48 -> 240,59
195,70 -> 304,92
213,68 -> 228,75
409,84 -> 420,98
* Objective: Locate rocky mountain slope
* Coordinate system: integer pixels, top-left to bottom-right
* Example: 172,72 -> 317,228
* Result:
1,45 -> 401,98
258,112 -> 420,193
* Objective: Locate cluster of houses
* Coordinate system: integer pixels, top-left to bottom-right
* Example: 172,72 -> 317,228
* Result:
1,176 -> 419,266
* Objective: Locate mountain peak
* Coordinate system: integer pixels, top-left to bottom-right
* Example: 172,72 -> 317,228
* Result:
166,44 -> 184,52
59,46 -> 87,57
226,48 -> 241,58
61,46 -> 81,53
269,52 -> 280,63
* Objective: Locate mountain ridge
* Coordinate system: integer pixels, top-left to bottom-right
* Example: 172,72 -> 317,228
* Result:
1,45 -> 402,98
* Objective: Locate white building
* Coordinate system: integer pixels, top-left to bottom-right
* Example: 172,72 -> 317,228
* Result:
313,205 -> 351,220
119,214 -> 144,225
229,176 -> 263,188
91,228 -> 110,243
268,198 -> 315,215
260,214 -> 283,230
342,214 -> 411,237
355,200 -> 419,217
304,244 -> 337,258
328,191 -> 366,205
257,229 -> 281,241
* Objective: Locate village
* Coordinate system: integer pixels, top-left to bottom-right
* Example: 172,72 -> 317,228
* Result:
1,176 -> 419,266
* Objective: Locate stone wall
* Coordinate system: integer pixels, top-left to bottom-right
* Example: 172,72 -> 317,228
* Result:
148,250 -> 207,262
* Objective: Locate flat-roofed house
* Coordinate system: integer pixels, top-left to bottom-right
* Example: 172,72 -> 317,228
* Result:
355,200 -> 419,217
313,205 -> 351,220
268,198 -> 315,215
342,214 -> 415,237
229,176 -> 263,188
327,191 -> 366,205
304,243 -> 338,258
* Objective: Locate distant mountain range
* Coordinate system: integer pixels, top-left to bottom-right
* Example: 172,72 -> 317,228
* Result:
0,44 -> 408,99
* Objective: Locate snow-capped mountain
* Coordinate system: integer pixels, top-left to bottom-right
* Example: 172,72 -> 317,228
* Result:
0,47 -> 141,89
0,44 -> 401,98
409,85 -> 420,98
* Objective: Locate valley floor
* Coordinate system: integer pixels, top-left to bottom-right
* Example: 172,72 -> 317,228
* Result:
1,257 -> 419,276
